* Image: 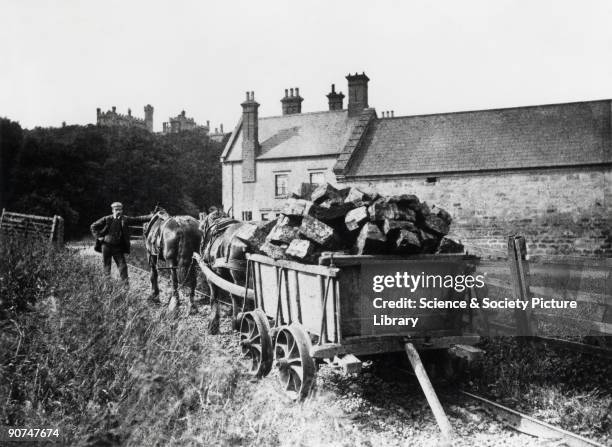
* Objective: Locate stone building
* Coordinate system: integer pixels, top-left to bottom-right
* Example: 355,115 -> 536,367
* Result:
209,123 -> 229,143
162,110 -> 207,134
96,105 -> 153,132
220,73 -> 612,256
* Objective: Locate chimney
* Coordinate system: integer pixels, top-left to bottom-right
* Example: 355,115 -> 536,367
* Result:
206,120 -> 210,128
346,72 -> 369,117
281,86 -> 303,115
96,108 -> 101,118
112,106 -> 116,113
220,123 -> 224,133
241,91 -> 259,183
326,84 -> 345,111
128,108 -> 132,116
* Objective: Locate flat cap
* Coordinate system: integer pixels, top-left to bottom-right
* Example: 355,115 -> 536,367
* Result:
111,202 -> 123,208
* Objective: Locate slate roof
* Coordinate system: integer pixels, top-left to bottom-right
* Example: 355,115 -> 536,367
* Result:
345,100 -> 612,177
223,110 -> 360,161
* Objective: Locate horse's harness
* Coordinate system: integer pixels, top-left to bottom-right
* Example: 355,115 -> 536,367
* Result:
200,213 -> 242,269
145,211 -> 172,258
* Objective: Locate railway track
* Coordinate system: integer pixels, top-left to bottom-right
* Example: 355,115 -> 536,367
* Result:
390,363 -> 608,447
127,261 -> 238,308
127,262 -> 211,302
452,391 -> 605,447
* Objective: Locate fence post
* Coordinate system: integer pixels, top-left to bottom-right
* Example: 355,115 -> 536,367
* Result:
507,235 -> 533,336
55,216 -> 64,247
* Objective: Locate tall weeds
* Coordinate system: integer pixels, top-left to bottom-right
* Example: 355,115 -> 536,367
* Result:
0,237 -> 242,445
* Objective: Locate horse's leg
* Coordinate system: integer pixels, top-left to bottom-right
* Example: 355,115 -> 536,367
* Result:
187,261 -> 198,315
207,281 -> 220,335
148,255 -> 161,304
167,257 -> 180,313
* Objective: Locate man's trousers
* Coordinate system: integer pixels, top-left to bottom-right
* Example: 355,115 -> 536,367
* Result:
101,243 -> 128,281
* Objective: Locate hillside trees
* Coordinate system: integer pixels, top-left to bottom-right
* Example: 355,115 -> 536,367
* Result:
1,121 -> 224,237
0,118 -> 24,209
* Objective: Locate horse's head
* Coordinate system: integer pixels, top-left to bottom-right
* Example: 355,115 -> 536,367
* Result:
152,205 -> 167,215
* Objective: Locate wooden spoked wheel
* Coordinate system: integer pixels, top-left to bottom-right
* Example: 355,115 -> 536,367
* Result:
274,325 -> 316,401
238,309 -> 273,378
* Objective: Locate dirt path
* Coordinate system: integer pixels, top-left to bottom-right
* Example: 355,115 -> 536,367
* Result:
74,243 -> 552,447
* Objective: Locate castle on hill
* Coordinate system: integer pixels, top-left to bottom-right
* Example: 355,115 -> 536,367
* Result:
96,105 -> 153,132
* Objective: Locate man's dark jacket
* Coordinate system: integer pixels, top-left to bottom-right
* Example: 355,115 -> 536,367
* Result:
90,215 -> 150,254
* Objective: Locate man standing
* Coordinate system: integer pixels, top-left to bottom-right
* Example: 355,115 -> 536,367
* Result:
90,202 -> 150,282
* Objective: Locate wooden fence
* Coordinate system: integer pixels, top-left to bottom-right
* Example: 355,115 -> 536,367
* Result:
129,225 -> 144,241
0,209 -> 64,247
473,235 -> 611,355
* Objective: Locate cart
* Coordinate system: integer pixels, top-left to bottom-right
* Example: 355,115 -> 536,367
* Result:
194,251 -> 482,440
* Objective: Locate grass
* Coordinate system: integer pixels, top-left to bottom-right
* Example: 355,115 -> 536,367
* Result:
465,337 -> 612,440
0,236 -> 246,445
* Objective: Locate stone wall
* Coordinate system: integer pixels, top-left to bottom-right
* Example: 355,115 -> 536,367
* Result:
342,166 -> 612,257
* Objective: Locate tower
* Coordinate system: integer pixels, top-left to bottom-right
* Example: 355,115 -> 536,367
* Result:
144,104 -> 154,132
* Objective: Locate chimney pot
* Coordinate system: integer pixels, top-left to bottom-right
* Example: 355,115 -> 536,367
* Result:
281,86 -> 303,115
245,91 -> 249,100
220,124 -> 224,132
112,106 -> 116,113
391,111 -> 394,117
326,83 -> 345,111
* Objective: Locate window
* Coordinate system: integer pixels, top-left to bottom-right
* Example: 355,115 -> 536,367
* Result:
309,171 -> 325,187
261,213 -> 269,221
241,211 -> 252,221
275,173 -> 289,197
426,177 -> 438,184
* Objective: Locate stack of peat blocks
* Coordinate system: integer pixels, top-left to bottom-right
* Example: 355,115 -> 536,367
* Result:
233,183 -> 463,264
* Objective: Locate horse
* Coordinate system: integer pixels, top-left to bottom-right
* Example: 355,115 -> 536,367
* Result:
144,207 -> 202,314
199,209 -> 251,334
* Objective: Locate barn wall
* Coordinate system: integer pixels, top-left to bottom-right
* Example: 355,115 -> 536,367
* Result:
343,166 -> 612,257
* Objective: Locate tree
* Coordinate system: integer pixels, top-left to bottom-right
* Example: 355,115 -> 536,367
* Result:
0,118 -> 24,209
6,123 -> 224,238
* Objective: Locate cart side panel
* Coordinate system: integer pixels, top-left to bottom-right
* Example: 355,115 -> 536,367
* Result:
337,265 -> 362,337
338,257 -> 475,338
257,261 -> 337,339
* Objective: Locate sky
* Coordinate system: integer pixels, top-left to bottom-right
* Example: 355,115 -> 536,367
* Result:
1,0 -> 612,132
